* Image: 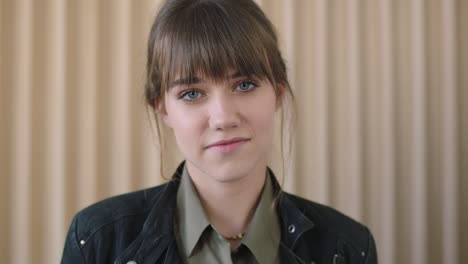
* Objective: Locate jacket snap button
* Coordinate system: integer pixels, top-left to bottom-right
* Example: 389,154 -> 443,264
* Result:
288,224 -> 295,233
126,261 -> 137,264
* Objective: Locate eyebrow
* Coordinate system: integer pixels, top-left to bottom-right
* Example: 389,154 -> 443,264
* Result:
170,72 -> 244,89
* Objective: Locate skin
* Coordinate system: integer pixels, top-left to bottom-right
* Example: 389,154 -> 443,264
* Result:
158,71 -> 282,248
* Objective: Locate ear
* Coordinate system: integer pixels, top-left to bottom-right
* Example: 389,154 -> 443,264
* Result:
155,98 -> 172,128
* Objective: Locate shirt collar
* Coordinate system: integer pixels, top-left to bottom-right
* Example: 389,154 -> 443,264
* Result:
176,164 -> 211,257
242,171 -> 281,264
176,163 -> 282,263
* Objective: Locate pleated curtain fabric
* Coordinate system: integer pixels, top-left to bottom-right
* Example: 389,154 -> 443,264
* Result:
0,0 -> 467,263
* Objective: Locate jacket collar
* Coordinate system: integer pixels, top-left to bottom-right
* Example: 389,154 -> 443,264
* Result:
269,167 -> 315,263
269,168 -> 315,250
114,164 -> 183,264
115,162 -> 315,264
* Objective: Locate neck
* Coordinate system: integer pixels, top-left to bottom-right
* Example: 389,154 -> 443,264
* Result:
187,161 -> 267,240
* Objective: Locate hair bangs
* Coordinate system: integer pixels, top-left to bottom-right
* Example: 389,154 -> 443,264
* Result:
157,1 -> 276,92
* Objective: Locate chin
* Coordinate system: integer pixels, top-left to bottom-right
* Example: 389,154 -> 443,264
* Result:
211,170 -> 249,183
185,148 -> 268,184
204,158 -> 261,183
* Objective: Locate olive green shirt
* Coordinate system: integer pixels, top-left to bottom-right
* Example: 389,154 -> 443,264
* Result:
176,165 -> 280,264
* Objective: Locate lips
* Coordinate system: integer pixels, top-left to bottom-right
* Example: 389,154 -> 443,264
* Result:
206,137 -> 250,154
206,137 -> 249,148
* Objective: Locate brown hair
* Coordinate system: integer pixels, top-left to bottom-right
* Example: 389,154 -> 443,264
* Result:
144,0 -> 295,179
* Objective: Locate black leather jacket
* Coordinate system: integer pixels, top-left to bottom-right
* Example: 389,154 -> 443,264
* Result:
61,163 -> 377,264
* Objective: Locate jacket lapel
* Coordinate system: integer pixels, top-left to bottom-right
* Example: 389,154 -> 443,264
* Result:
272,169 -> 315,263
162,239 -> 184,264
115,165 -> 184,264
279,243 -> 302,264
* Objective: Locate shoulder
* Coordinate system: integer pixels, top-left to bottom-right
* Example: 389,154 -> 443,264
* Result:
62,182 -> 174,263
72,182 -> 170,242
282,192 -> 377,262
284,193 -> 368,237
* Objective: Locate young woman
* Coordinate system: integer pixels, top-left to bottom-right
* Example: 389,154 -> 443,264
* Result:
62,0 -> 377,263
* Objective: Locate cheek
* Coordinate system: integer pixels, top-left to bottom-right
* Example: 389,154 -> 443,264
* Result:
244,97 -> 277,135
166,104 -> 205,147
173,114 -> 200,131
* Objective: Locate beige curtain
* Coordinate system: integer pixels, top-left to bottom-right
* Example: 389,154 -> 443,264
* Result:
0,0 -> 466,263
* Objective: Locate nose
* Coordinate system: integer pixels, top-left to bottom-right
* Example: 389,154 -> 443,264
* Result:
208,93 -> 241,130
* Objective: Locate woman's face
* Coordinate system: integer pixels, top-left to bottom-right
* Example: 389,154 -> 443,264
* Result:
159,71 -> 280,183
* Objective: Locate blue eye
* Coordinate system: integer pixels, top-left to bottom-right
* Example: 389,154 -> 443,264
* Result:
181,90 -> 201,101
237,81 -> 257,91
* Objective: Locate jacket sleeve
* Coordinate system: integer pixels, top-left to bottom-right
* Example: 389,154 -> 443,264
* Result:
61,215 -> 86,264
364,227 -> 378,264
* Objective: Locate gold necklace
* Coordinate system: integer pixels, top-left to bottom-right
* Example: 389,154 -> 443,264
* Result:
225,232 -> 246,240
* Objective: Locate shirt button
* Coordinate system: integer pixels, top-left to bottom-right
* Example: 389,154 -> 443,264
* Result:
288,224 -> 296,233
79,240 -> 85,246
126,261 -> 137,264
